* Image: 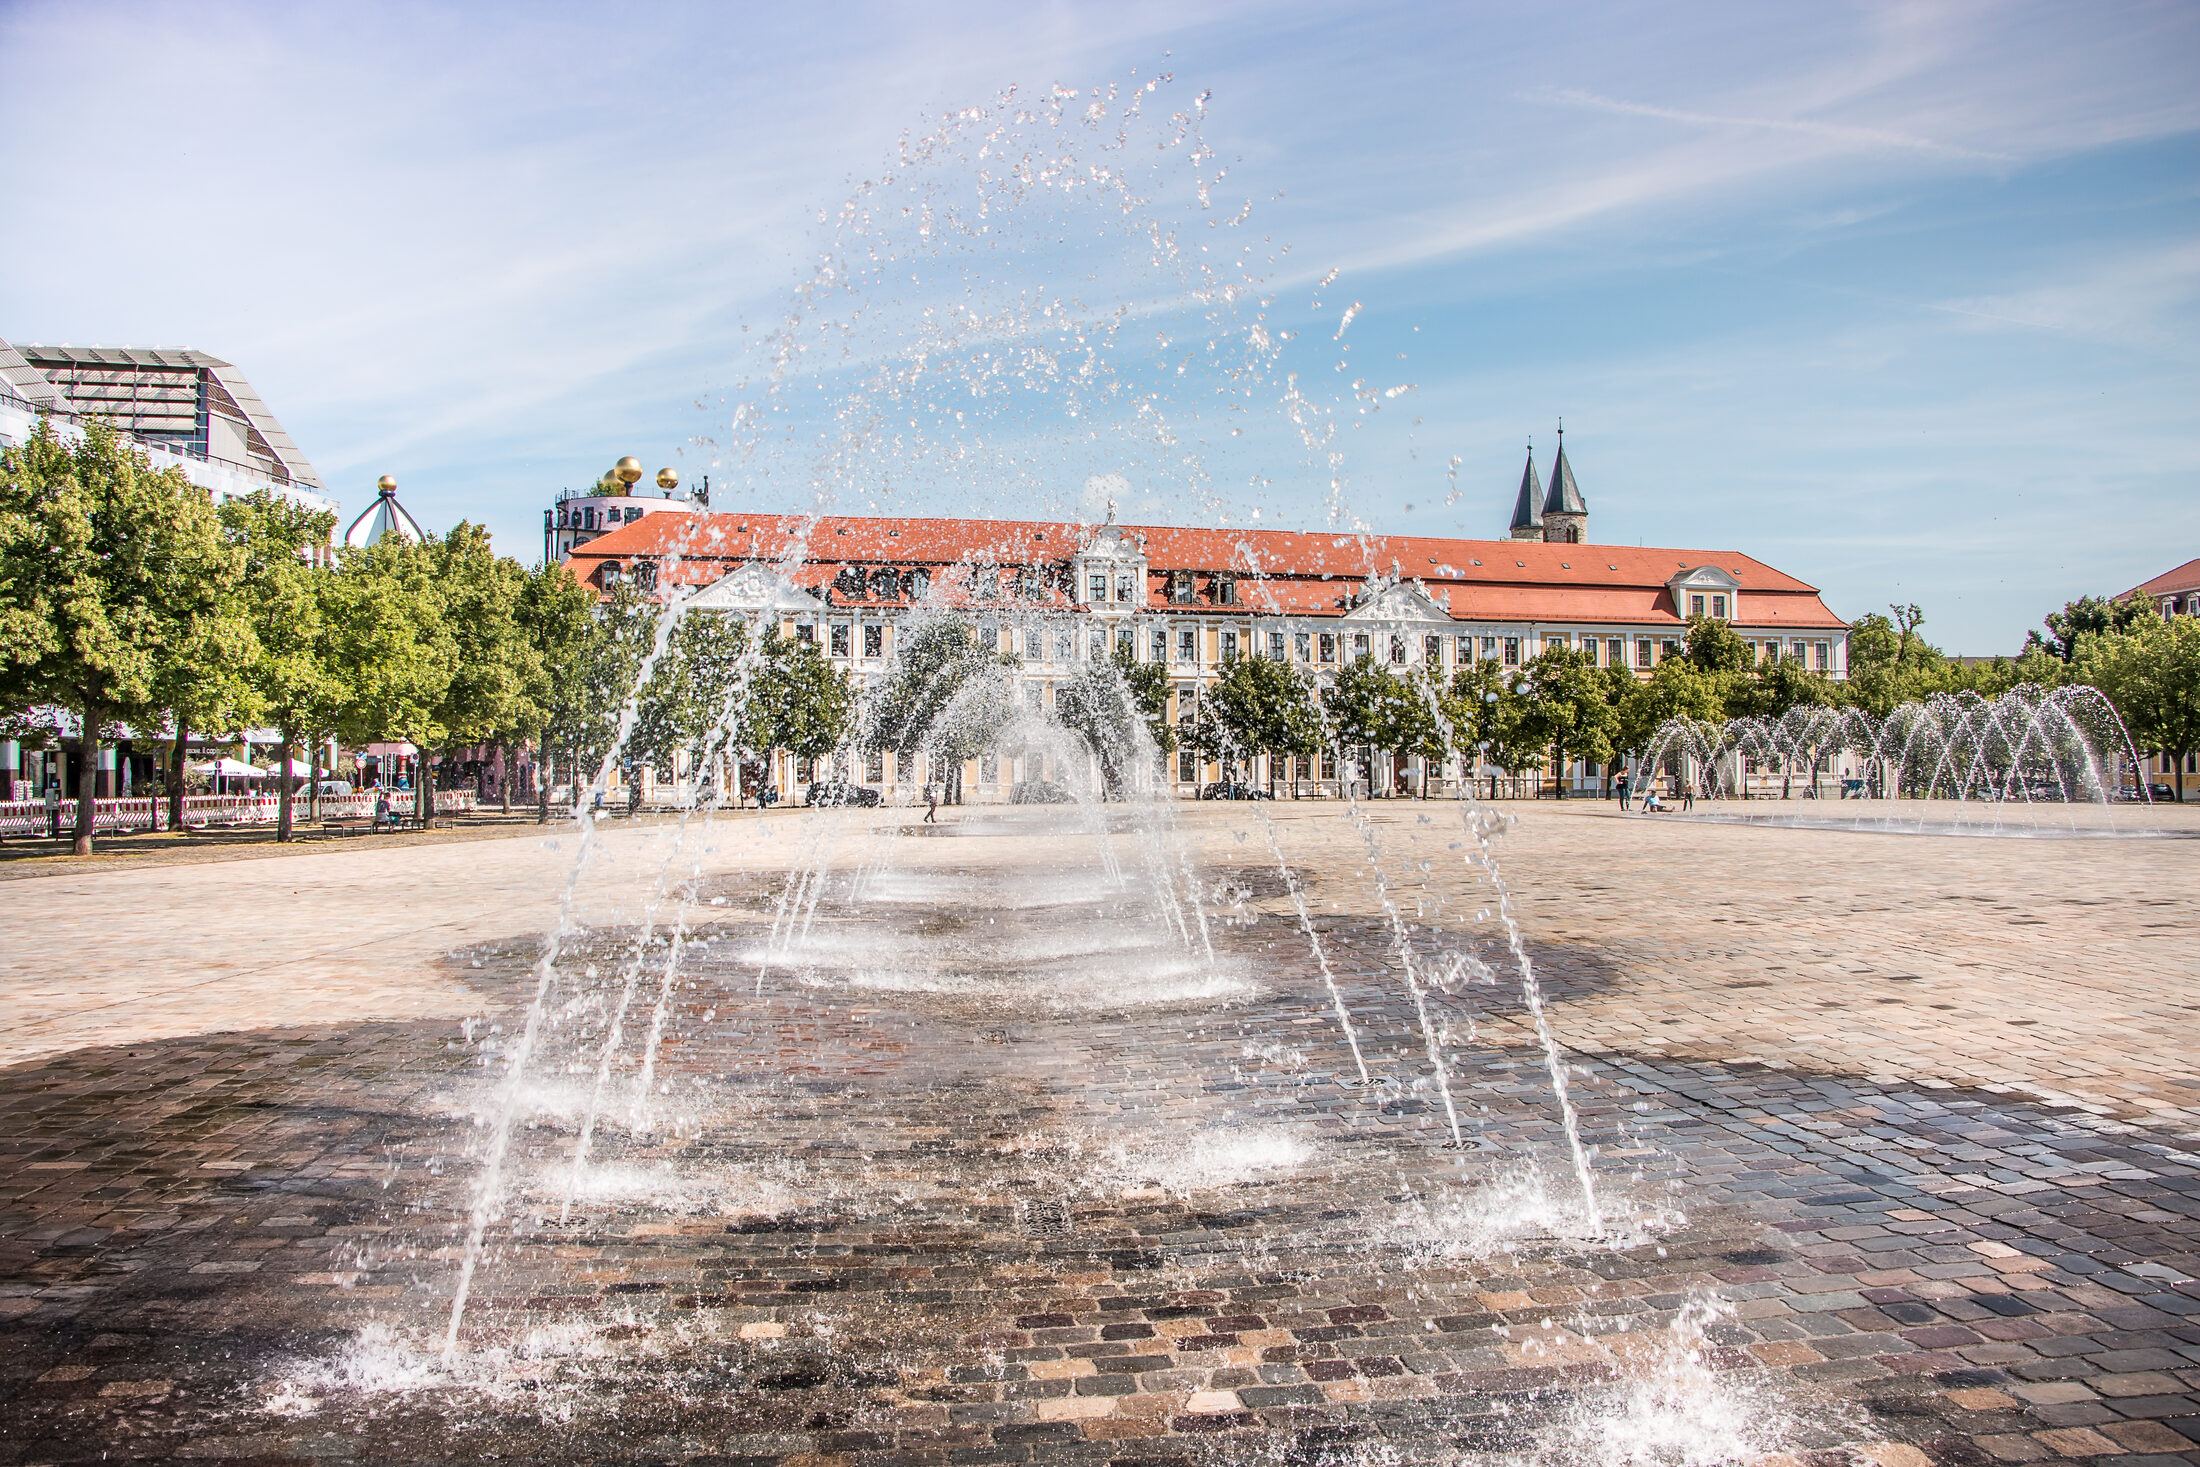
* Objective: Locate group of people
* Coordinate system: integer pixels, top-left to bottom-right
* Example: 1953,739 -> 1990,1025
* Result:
1614,768 -> 1693,814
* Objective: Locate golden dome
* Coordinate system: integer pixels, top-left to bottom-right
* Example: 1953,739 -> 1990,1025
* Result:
615,456 -> 644,486
655,467 -> 679,491
376,474 -> 397,494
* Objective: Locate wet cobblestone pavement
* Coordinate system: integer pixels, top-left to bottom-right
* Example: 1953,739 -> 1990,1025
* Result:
1,805 -> 2195,1464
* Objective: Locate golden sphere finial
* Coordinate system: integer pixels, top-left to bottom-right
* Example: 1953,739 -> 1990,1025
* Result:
655,467 -> 679,492
615,456 -> 644,486
376,474 -> 397,494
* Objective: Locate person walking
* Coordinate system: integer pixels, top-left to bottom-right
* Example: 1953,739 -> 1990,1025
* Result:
1681,778 -> 1695,812
1616,768 -> 1631,811
923,782 -> 939,824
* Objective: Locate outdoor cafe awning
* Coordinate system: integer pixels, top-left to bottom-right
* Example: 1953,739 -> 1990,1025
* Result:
192,757 -> 267,778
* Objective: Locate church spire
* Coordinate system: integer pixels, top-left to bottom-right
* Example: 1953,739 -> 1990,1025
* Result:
1540,420 -> 1587,543
1509,441 -> 1544,541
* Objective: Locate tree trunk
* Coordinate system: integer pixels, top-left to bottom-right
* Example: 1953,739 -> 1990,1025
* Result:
309,738 -> 322,824
418,753 -> 434,826
277,733 -> 296,842
500,741 -> 514,815
74,710 -> 98,856
170,716 -> 189,834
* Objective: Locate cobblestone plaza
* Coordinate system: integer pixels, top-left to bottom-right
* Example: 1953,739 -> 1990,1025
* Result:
2,803 -> 2196,1465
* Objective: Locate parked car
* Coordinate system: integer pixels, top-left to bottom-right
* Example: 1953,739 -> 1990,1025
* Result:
805,780 -> 881,808
1199,781 -> 1274,801
316,779 -> 355,797
1009,780 -> 1075,804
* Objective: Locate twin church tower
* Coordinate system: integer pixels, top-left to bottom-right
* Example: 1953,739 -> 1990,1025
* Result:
1507,426 -> 1588,544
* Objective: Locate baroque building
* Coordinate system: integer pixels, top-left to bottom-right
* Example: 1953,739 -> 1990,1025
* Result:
562,441 -> 1848,801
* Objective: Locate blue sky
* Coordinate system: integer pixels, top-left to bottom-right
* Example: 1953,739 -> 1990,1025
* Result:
2,1 -> 2195,651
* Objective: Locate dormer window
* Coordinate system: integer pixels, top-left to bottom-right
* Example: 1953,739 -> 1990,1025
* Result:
1213,574 -> 1238,606
1169,571 -> 1194,605
1088,571 -> 1108,604
1115,573 -> 1134,603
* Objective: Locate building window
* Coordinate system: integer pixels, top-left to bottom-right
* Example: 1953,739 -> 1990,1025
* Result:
1268,630 -> 1285,660
1388,633 -> 1407,665
1319,632 -> 1338,664
1295,631 -> 1312,662
1457,635 -> 1473,664
830,622 -> 851,657
1220,630 -> 1239,662
1178,628 -> 1198,663
1088,572 -> 1107,603
1690,594 -> 1706,618
1353,633 -> 1371,660
1088,629 -> 1106,660
1662,639 -> 1680,662
1056,631 -> 1075,662
867,750 -> 884,783
908,569 -> 930,599
1424,635 -> 1442,666
1024,629 -> 1041,660
1607,637 -> 1623,667
1504,637 -> 1520,667
1581,638 -> 1599,666
1169,571 -> 1194,604
796,623 -> 815,644
1320,749 -> 1337,780
1481,636 -> 1498,659
1791,639 -> 1806,662
1635,638 -> 1652,669
1213,575 -> 1237,606
1151,628 -> 1167,663
1814,640 -> 1830,670
1712,594 -> 1727,619
1116,574 -> 1133,603
864,624 -> 883,658
1178,749 -> 1198,782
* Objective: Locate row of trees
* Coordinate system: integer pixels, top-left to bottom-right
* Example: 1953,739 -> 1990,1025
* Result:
0,419 -> 604,851
1174,600 -> 2198,799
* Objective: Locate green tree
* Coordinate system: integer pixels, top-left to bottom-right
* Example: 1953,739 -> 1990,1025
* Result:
742,630 -> 854,788
539,580 -> 653,812
1320,655 -> 1445,795
327,535 -> 455,810
2032,593 -> 2152,662
1739,656 -> 1840,722
218,491 -> 341,841
0,419 -> 248,853
1844,606 -> 1955,715
2080,614 -> 2200,801
1516,645 -> 1622,795
511,560 -> 600,820
864,618 -> 1011,802
1682,615 -> 1753,675
1616,655 -> 1727,764
1187,651 -> 1322,795
414,524 -> 536,822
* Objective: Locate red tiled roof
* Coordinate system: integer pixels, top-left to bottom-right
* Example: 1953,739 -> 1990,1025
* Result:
565,511 -> 1846,630
2126,557 -> 2200,598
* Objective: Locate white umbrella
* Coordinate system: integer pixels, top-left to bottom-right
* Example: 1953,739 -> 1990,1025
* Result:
193,757 -> 266,778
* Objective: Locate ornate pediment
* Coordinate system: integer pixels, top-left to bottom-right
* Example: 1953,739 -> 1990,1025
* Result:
1341,574 -> 1452,623
686,561 -> 827,614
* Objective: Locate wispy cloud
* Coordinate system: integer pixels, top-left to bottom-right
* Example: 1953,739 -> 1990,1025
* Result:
1536,87 -> 2013,163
